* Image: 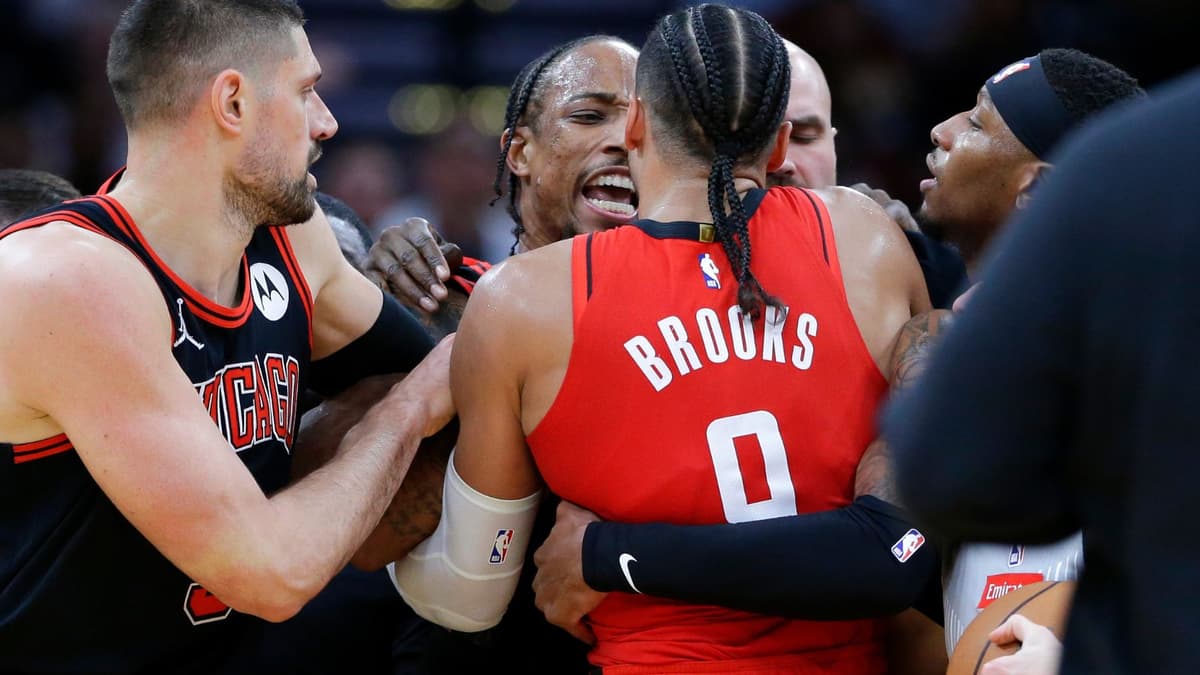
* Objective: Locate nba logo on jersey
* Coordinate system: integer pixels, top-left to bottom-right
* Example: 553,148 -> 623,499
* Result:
490,529 -> 514,564
1008,544 -> 1025,567
698,253 -> 720,289
891,528 -> 926,563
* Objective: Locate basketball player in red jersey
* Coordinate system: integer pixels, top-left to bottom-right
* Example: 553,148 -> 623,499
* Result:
0,2 -> 452,671
390,5 -> 928,673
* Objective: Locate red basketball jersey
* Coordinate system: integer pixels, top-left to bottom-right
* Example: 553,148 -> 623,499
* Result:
527,188 -> 889,674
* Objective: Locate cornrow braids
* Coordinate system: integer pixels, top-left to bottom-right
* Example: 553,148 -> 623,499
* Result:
491,35 -> 625,255
642,4 -> 791,320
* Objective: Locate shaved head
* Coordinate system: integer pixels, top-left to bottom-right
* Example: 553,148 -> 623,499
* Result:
768,40 -> 837,188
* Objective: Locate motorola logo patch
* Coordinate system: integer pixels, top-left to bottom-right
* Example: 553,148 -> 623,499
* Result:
250,263 -> 289,321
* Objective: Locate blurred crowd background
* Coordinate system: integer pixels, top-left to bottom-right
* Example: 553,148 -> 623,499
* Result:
0,0 -> 1193,262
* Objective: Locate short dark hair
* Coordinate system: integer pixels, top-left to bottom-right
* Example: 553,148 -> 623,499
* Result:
491,34 -> 631,251
1041,48 -> 1145,124
106,0 -> 305,128
315,191 -> 372,270
639,4 -> 790,319
0,169 -> 83,225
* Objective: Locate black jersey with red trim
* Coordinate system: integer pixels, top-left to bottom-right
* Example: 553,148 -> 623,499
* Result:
448,255 -> 491,295
0,195 -> 312,673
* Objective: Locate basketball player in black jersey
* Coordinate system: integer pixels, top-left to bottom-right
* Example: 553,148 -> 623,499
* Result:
0,2 -> 453,672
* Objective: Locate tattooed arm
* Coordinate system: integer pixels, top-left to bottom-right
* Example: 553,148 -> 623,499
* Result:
855,309 -> 955,504
890,309 -> 955,391
291,374 -> 453,571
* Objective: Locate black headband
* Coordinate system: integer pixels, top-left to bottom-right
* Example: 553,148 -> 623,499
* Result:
984,55 -> 1074,160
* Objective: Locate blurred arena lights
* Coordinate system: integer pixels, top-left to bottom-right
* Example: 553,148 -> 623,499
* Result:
382,0 -> 463,11
389,85 -> 509,136
474,0 -> 517,12
389,85 -> 459,135
465,86 -> 509,136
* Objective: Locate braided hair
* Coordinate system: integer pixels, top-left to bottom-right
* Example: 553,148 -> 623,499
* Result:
639,4 -> 790,320
491,35 -> 628,254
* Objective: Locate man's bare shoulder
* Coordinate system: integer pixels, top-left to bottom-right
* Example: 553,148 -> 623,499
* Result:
0,222 -> 159,302
0,222 -> 170,427
469,238 -> 574,325
811,186 -> 913,256
816,186 -> 927,303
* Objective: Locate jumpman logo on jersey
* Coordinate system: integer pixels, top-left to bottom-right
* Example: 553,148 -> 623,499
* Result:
173,299 -> 205,351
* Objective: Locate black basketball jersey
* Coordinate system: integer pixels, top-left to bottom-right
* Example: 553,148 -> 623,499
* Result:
0,194 -> 312,673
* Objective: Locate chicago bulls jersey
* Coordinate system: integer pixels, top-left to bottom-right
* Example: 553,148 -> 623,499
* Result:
527,187 -> 888,673
0,194 -> 311,672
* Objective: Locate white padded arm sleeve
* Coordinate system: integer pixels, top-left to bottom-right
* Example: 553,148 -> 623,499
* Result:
388,452 -> 541,632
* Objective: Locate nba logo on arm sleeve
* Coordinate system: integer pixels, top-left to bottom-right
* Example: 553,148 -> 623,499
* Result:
891,528 -> 926,563
490,529 -> 514,564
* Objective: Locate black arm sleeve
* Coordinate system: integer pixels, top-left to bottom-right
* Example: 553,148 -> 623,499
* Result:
307,294 -> 435,397
581,496 -> 940,620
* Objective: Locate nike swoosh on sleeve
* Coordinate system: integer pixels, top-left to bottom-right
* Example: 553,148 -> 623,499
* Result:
618,553 -> 642,594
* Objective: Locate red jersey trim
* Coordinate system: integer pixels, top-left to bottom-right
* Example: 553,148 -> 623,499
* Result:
793,189 -> 885,383
462,256 -> 491,276
526,237 -> 594,447
449,256 -> 493,295
0,205 -> 177,345
12,434 -> 75,464
571,234 -> 592,329
267,226 -> 314,350
797,188 -> 832,270
95,196 -> 255,329
0,209 -> 109,240
96,168 -> 123,196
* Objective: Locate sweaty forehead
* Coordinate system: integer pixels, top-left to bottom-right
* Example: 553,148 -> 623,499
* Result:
540,41 -> 638,109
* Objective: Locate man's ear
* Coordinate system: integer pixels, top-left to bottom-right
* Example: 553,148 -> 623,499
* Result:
1014,161 -> 1051,210
504,126 -> 533,178
765,121 -> 792,173
625,96 -> 646,152
211,69 -> 247,135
